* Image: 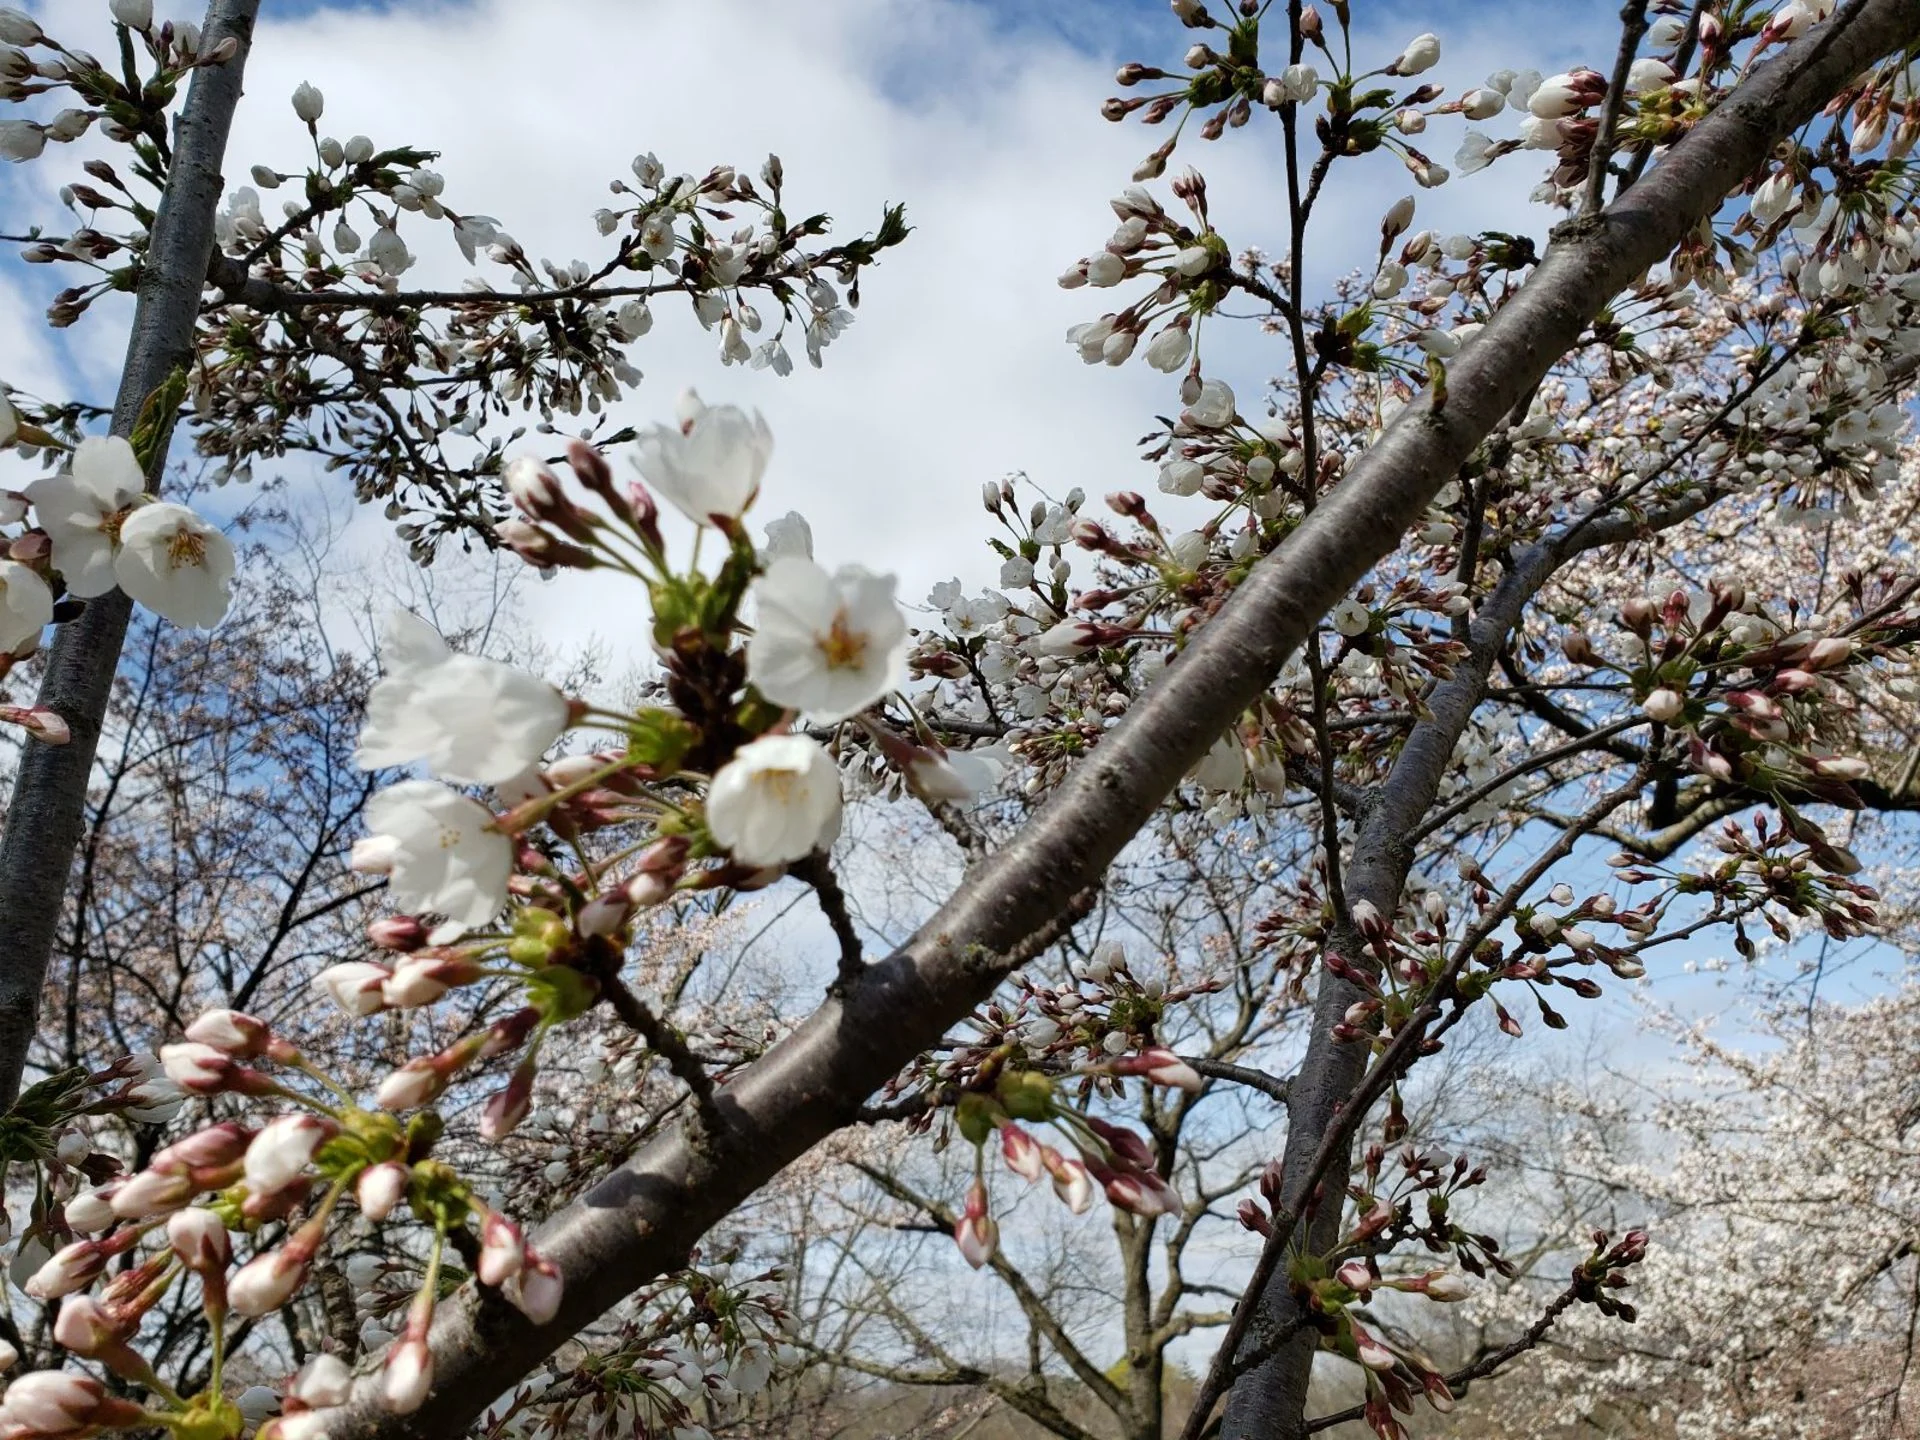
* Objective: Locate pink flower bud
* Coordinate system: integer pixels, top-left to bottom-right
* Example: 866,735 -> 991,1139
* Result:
183,1008 -> 271,1057
159,1042 -> 272,1096
1418,1269 -> 1470,1301
0,705 -> 72,744
357,1162 -> 411,1222
1351,1319 -> 1398,1370
109,1168 -> 192,1220
477,1211 -> 527,1287
1641,687 -> 1684,723
376,1059 -> 443,1113
153,1122 -> 253,1173
1236,1198 -> 1272,1235
382,1336 -> 433,1415
291,1354 -> 353,1408
376,1344 -> 433,1420
262,1413 -> 336,1440
1349,898 -> 1387,937
1042,1148 -> 1094,1214
954,1181 -> 998,1269
1102,1169 -> 1183,1218
4,1371 -> 144,1434
26,1241 -> 108,1299
480,1068 -> 534,1141
367,914 -> 429,951
495,518 -> 596,570
1808,753 -> 1869,780
1000,1124 -> 1045,1182
51,1295 -> 125,1356
1335,1259 -> 1374,1293
575,892 -> 630,938
62,1186 -> 118,1234
244,1115 -> 336,1197
229,1245 -> 310,1317
1085,1116 -> 1155,1170
380,950 -> 482,1008
1117,1046 -> 1204,1092
166,1209 -> 230,1274
503,1246 -> 562,1324
312,961 -> 392,1018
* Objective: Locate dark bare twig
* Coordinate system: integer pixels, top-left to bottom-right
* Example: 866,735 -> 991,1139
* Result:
600,975 -> 722,1130
1184,1056 -> 1291,1105
793,853 -> 866,990
1584,0 -> 1653,217
1303,1276 -> 1588,1430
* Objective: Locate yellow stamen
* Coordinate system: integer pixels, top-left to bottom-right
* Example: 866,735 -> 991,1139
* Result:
166,525 -> 208,573
816,609 -> 867,671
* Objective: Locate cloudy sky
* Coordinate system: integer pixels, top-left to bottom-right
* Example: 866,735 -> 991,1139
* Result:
3,0 -> 1615,640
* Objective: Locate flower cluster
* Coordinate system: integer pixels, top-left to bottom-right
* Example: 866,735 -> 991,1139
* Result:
0,423 -> 235,742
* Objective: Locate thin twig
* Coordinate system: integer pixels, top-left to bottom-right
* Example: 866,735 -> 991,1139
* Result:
1584,1 -> 1652,217
1183,1057 -> 1291,1105
1303,1277 -> 1587,1430
793,853 -> 866,991
600,975 -> 722,1130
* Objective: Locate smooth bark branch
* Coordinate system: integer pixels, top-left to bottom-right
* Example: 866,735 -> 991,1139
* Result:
325,6 -> 1920,1436
0,0 -> 261,1109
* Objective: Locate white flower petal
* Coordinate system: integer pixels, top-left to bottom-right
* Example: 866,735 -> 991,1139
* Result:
113,503 -> 235,628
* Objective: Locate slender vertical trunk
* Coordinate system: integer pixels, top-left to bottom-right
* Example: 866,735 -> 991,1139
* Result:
0,0 -> 260,1106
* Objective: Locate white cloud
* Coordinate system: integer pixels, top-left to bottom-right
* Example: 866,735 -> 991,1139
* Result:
6,0 -> 1614,661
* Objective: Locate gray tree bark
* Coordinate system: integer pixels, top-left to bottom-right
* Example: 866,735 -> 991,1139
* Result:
0,0 -> 261,1107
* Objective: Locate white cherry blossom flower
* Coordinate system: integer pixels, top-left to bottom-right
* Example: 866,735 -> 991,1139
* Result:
705,734 -> 842,866
291,81 -> 323,123
361,781 -> 513,939
356,610 -> 569,786
113,502 -> 236,629
1190,734 -> 1247,791
0,560 -> 51,655
1331,598 -> 1372,637
746,558 -> 908,721
631,393 -> 771,526
1186,379 -> 1236,428
762,510 -> 813,561
27,436 -> 144,598
910,746 -> 1007,803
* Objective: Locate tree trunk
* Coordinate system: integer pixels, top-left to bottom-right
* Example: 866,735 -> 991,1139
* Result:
0,0 -> 260,1107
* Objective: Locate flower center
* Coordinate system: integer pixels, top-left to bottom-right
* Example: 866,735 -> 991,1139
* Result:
756,769 -> 801,802
167,525 -> 208,573
816,609 -> 868,671
102,508 -> 131,545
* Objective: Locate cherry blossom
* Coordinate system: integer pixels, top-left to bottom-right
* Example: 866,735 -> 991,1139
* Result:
705,734 -> 842,866
356,781 -> 512,938
356,609 -> 570,785
746,558 -> 909,721
0,559 -> 51,654
27,436 -> 144,599
630,393 -> 772,527
113,502 -> 236,629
